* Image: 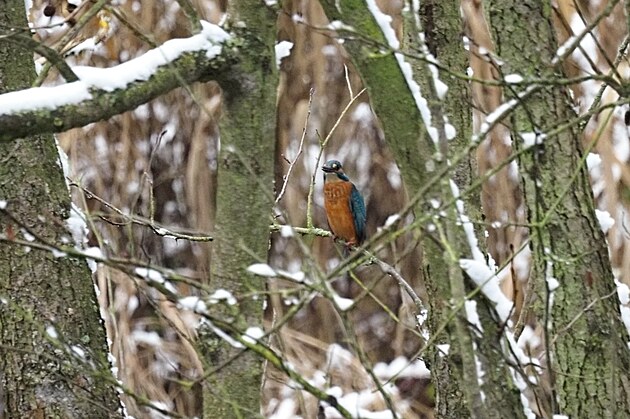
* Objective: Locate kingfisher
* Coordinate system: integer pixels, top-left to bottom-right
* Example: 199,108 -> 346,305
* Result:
322,160 -> 366,248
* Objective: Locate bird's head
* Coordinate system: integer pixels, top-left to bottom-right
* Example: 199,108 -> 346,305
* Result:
322,160 -> 349,181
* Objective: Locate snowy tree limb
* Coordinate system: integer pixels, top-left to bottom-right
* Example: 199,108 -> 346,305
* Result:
0,22 -> 237,142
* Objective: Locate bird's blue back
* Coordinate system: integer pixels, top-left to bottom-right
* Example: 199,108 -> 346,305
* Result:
350,184 -> 366,244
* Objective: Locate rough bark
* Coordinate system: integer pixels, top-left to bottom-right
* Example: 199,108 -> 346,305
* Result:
200,1 -> 277,417
412,2 -> 523,417
485,0 -> 630,416
319,1 -> 475,415
408,2 -> 482,416
427,2 -> 525,416
0,1 -> 122,417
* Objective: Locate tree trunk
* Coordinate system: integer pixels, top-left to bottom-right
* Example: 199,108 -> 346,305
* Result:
409,1 -> 482,415
201,1 -> 278,417
0,2 -> 122,417
412,1 -> 525,417
485,0 -> 630,415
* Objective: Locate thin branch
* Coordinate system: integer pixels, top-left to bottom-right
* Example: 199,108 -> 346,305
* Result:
69,181 -> 213,242
34,0 -> 111,86
305,86 -> 366,228
175,0 -> 203,33
105,5 -> 157,47
0,31 -> 78,82
369,252 -> 425,314
275,88 -> 313,204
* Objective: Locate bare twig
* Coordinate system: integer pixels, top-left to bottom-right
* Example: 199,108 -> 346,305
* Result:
174,0 -> 202,33
0,31 -> 78,81
69,181 -> 213,242
275,88 -> 314,204
369,251 -> 425,314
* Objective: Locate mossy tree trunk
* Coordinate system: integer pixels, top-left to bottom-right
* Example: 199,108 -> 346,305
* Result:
408,2 -> 482,416
0,2 -> 122,417
410,2 -> 524,417
485,0 -> 630,416
201,1 -> 278,417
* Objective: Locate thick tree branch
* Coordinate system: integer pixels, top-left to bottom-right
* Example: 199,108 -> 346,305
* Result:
0,22 -> 237,142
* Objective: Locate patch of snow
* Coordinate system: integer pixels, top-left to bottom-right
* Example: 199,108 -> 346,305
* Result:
207,320 -> 243,349
521,132 -> 546,148
450,180 -> 484,263
246,263 -> 277,277
326,343 -> 354,370
366,0 -> 439,144
179,296 -> 208,313
66,203 -> 89,247
617,279 -> 630,305
328,20 -> 355,31
46,326 -> 58,339
209,289 -> 237,305
504,74 -> 523,84
383,214 -> 400,227
595,209 -> 615,234
459,259 -> 514,322
374,356 -> 430,380
83,246 -> 103,273
465,299 -> 484,334
243,327 -> 264,344
132,330 -> 161,346
274,40 -> 293,68
71,345 -> 86,359
280,225 -> 294,237
333,293 -> 354,311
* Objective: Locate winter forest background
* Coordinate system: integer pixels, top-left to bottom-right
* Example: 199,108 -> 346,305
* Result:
1,0 -> 630,418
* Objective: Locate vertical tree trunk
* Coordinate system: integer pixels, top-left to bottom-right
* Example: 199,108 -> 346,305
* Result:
410,2 -> 482,415
201,1 -> 278,416
485,0 -> 630,415
412,2 -> 525,417
0,2 -> 122,417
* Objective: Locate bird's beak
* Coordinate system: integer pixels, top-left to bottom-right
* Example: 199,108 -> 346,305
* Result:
322,165 -> 335,173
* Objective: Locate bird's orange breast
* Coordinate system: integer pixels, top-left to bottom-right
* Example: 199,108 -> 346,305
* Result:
324,181 -> 358,245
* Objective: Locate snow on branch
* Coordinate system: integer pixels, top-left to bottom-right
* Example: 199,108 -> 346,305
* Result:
0,21 -> 232,141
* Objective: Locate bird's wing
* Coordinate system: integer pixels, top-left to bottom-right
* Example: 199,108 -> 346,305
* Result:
350,184 -> 367,243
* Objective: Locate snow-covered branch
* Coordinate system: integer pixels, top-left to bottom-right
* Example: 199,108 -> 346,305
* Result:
0,21 -> 234,141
